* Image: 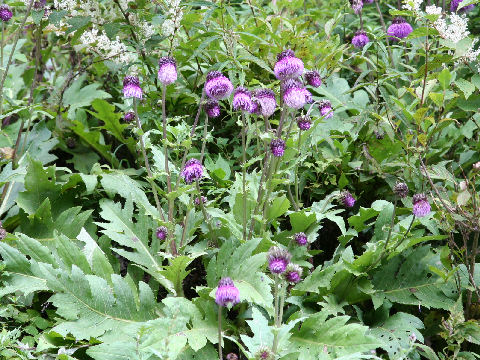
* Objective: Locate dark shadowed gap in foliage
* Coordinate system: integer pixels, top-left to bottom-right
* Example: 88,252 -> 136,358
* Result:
183,256 -> 207,299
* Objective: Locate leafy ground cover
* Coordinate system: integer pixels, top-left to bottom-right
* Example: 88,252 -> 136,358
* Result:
1,0 -> 480,359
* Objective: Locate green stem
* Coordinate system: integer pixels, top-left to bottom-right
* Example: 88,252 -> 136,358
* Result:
247,152 -> 271,240
242,112 -> 247,242
272,275 -> 281,354
373,0 -> 394,67
1,22 -> 4,116
368,198 -> 397,270
195,179 -> 217,246
294,131 -> 301,207
391,215 -> 416,253
261,157 -> 278,233
218,306 -> 223,360
200,110 -> 209,164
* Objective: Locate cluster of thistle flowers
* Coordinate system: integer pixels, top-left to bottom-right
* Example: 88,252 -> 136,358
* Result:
393,182 -> 431,217
268,247 -> 303,284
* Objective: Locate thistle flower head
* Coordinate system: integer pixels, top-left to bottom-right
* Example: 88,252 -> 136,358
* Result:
181,158 -> 204,184
226,354 -> 238,360
233,86 -> 254,112
340,190 -> 355,208
0,222 -> 7,241
350,0 -> 363,14
215,277 -> 240,307
158,56 -> 177,85
204,99 -> 221,118
319,100 -> 333,119
33,0 -> 47,10
268,246 -> 291,274
293,232 -> 308,246
270,138 -> 286,157
282,78 -> 309,109
394,182 -> 409,198
296,115 -> 312,130
412,193 -> 431,217
204,71 -> 233,100
156,226 -> 168,240
124,111 -> 135,123
451,0 -> 474,12
194,195 -> 207,206
352,30 -> 370,49
255,346 -> 275,360
387,17 -> 413,40
274,49 -> 304,81
252,88 -> 277,117
0,5 -> 12,22
284,263 -> 303,284
304,70 -> 322,88
123,75 -> 143,99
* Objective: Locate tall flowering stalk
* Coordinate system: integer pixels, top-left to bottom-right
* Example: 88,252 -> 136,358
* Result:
215,278 -> 240,360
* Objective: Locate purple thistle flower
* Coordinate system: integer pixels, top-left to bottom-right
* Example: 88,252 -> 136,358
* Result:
412,193 -> 431,217
304,70 -> 322,88
0,222 -> 7,240
123,75 -> 143,99
284,263 -> 303,284
215,277 -> 240,307
233,87 -> 254,112
124,111 -> 135,123
319,100 -> 333,119
268,246 -> 291,274
252,88 -> 277,118
204,71 -> 233,100
363,0 -> 374,3
158,56 -> 177,85
33,0 -> 47,10
387,17 -> 413,41
204,99 -> 221,118
294,232 -> 308,246
255,347 -> 274,360
0,5 -> 12,22
340,191 -> 355,208
451,0 -> 474,12
297,115 -> 312,130
352,30 -> 370,49
274,49 -> 304,81
194,196 -> 207,206
394,182 -> 409,198
156,226 -> 168,240
282,78 -> 309,110
181,158 -> 204,184
350,0 -> 363,14
270,138 -> 286,157
226,354 -> 238,360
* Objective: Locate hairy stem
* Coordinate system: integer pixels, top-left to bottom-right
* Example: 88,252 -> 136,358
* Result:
466,231 -> 479,319
242,112 -> 247,242
218,307 -> 223,360
195,179 -> 217,246
373,0 -> 394,67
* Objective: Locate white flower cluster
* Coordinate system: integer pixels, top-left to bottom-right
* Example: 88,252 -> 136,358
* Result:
403,0 -> 423,12
162,0 -> 183,37
458,39 -> 480,71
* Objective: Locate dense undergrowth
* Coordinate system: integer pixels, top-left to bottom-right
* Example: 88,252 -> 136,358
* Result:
1,0 -> 480,359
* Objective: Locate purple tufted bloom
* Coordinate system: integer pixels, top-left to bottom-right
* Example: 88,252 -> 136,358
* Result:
412,193 -> 431,217
158,56 -> 177,85
363,0 -> 374,3
274,49 -> 304,81
294,232 -> 308,246
387,17 -> 413,41
270,138 -> 285,157
156,226 -> 168,240
252,88 -> 277,117
297,115 -> 312,130
319,100 -> 333,119
340,191 -> 355,208
0,222 -> 6,240
194,196 -> 207,206
124,111 -> 135,123
394,182 -> 409,198
215,277 -> 240,307
350,0 -> 363,13
282,78 -> 309,110
284,263 -> 303,284
226,354 -> 238,360
304,71 -> 322,88
204,71 -> 233,100
268,246 -> 291,274
233,87 -> 254,112
451,0 -> 474,12
0,5 -> 12,22
352,30 -> 370,49
181,158 -> 204,184
204,99 -> 221,118
33,0 -> 47,10
123,75 -> 143,99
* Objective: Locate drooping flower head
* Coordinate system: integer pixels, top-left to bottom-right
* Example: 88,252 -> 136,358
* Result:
352,30 -> 370,49
340,190 -> 355,208
233,87 -> 254,112
0,5 -> 12,22
267,246 -> 291,274
451,0 -> 474,12
412,193 -> 431,217
124,111 -> 135,123
274,49 -> 304,81
194,196 -> 207,206
204,99 -> 221,118
252,88 -> 277,117
255,346 -> 275,360
387,17 -> 413,40
123,75 -> 143,99
297,115 -> 312,130
156,226 -> 168,240
282,78 -> 309,110
350,0 -> 363,14
394,182 -> 409,198
319,100 -> 333,119
293,232 -> 308,246
204,71 -> 233,100
284,263 -> 303,284
270,138 -> 286,157
304,70 -> 322,88
158,56 -> 177,85
181,158 -> 204,184
215,277 -> 240,307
